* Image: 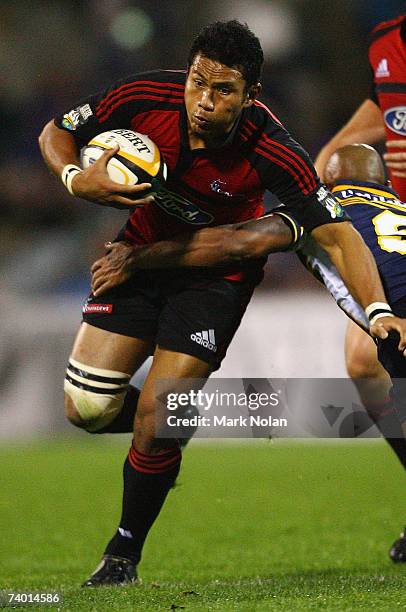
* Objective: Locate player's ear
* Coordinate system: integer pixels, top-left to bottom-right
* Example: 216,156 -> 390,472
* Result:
244,83 -> 261,107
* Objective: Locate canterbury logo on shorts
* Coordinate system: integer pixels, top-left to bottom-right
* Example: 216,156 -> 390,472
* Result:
83,303 -> 113,314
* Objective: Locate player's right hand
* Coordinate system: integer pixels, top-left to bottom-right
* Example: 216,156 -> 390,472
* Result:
71,146 -> 155,208
91,241 -> 136,296
370,315 -> 406,355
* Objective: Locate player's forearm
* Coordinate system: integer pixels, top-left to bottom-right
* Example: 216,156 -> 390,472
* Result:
130,228 -> 246,268
38,120 -> 81,177
314,99 -> 385,179
131,218 -> 293,269
312,222 -> 386,308
329,243 -> 386,308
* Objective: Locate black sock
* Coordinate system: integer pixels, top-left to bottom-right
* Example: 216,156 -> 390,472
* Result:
366,398 -> 406,470
104,443 -> 182,564
93,385 -> 141,434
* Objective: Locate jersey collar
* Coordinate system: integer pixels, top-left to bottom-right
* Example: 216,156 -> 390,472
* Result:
332,180 -> 400,199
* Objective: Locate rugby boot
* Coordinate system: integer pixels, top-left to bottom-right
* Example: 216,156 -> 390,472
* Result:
389,526 -> 406,562
82,555 -> 138,586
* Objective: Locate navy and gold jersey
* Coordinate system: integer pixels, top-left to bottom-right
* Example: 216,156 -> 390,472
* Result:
333,181 -> 406,304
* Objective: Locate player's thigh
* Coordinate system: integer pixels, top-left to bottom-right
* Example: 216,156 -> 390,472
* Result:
345,321 -> 391,407
344,319 -> 385,379
157,277 -> 258,370
134,346 -> 212,452
76,269 -> 162,372
70,322 -> 154,373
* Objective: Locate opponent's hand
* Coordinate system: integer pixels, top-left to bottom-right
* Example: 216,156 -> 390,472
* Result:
383,141 -> 406,178
370,316 -> 406,355
91,241 -> 137,296
71,146 -> 155,208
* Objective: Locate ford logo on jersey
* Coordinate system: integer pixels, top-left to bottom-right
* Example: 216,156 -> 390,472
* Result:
384,106 -> 406,136
154,188 -> 214,225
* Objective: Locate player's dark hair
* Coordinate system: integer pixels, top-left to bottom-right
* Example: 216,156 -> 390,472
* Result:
188,20 -> 264,88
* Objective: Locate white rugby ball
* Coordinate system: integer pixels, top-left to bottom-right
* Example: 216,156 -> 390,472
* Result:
80,129 -> 167,191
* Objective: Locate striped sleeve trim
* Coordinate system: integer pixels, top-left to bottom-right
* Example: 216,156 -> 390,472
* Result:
272,210 -> 304,246
370,15 -> 404,43
96,80 -> 185,122
243,119 -> 317,195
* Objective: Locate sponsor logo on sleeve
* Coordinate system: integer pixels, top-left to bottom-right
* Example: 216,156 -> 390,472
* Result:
62,104 -> 93,131
316,186 -> 344,219
384,107 -> 406,136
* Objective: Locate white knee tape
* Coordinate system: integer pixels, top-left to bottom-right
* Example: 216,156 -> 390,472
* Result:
64,357 -> 131,431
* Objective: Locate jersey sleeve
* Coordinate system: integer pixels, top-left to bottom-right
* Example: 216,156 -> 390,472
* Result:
54,70 -> 183,144
297,235 -> 369,331
257,117 -> 351,232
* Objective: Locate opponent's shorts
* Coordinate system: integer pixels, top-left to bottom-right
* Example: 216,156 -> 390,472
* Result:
377,298 -> 406,423
82,269 -> 261,369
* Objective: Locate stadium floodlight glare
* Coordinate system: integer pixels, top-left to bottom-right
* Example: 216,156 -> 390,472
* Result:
219,0 -> 299,58
109,7 -> 154,50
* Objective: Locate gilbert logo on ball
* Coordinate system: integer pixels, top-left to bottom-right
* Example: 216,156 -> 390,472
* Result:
80,129 -> 167,192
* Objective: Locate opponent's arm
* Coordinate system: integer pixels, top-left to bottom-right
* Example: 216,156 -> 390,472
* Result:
311,221 -> 406,348
38,120 -> 153,208
91,214 -> 295,296
384,140 -> 406,178
133,214 -> 294,265
314,99 -> 385,181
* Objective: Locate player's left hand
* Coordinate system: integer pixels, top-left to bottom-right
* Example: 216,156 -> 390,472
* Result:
370,316 -> 406,355
383,141 -> 406,178
91,241 -> 136,296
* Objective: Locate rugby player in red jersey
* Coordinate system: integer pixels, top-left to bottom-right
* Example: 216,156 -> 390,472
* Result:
314,14 -> 406,561
39,21 -> 406,585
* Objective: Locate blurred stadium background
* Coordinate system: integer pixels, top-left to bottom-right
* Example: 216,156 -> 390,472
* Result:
0,0 -> 405,438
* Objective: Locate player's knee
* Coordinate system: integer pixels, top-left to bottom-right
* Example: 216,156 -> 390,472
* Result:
64,393 -> 86,427
132,393 -> 168,450
63,358 -> 131,432
346,350 -> 382,380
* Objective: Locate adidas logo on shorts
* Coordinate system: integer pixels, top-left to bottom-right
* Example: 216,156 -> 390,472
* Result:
190,329 -> 217,352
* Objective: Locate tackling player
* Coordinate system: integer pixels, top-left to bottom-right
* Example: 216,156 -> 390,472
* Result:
39,21 -> 406,586
314,15 -> 406,560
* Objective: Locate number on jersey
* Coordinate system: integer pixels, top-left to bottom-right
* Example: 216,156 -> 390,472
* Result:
373,209 -> 406,254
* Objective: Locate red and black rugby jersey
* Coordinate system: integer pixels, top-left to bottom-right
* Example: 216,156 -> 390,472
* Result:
369,15 -> 406,200
55,69 -> 348,245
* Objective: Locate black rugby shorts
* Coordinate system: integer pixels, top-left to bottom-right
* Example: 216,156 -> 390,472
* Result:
377,299 -> 406,423
82,269 -> 259,368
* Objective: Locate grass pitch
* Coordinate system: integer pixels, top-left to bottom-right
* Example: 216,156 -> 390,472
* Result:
1,438 -> 406,610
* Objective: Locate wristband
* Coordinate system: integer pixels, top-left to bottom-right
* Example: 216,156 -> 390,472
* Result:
61,164 -> 82,196
365,302 -> 394,326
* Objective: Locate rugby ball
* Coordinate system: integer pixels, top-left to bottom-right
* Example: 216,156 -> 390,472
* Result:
80,129 -> 167,192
